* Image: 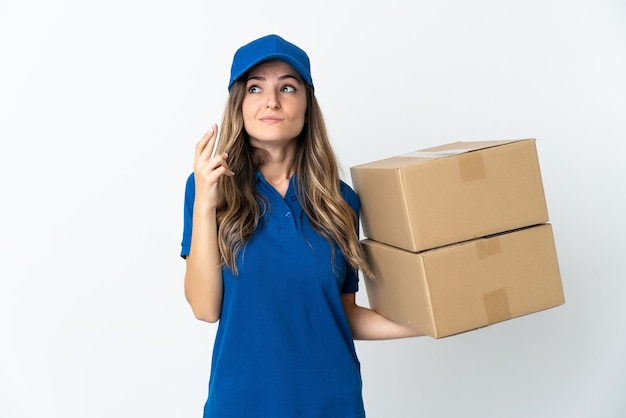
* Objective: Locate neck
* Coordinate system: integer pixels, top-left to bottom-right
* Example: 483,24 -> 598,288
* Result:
259,159 -> 293,195
255,141 -> 296,181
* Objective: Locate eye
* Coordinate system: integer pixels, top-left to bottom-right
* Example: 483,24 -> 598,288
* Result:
247,85 -> 261,93
281,85 -> 296,93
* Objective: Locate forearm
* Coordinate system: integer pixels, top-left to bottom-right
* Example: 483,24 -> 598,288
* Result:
342,294 -> 424,340
184,204 -> 223,322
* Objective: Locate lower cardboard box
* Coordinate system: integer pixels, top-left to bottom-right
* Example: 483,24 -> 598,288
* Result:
362,223 -> 565,338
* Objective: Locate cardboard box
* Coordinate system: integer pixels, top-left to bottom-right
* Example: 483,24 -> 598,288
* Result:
350,139 -> 549,252
362,224 -> 564,338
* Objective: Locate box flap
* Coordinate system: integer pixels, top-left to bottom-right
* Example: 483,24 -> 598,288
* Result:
351,139 -> 535,170
402,138 -> 535,162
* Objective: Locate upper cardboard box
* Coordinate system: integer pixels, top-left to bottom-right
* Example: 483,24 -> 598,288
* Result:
350,139 -> 549,252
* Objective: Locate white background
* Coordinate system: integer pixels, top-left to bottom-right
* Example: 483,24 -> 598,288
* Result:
1,1 -> 625,417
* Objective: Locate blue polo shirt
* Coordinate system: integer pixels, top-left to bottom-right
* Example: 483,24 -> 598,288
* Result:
181,172 -> 365,418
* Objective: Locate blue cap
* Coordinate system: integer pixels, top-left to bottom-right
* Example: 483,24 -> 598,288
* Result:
228,34 -> 313,91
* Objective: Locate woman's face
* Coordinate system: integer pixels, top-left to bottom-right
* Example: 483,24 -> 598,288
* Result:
242,60 -> 307,148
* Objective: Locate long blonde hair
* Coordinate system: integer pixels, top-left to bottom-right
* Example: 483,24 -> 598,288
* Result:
215,79 -> 372,279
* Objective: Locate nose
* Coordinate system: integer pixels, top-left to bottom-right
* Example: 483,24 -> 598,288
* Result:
266,89 -> 280,109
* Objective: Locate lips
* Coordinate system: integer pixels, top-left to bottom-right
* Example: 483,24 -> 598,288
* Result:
259,116 -> 284,124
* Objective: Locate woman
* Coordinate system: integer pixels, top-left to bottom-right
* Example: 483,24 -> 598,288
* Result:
181,34 -> 423,418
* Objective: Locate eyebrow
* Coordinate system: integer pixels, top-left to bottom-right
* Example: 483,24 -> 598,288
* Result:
246,74 -> 302,84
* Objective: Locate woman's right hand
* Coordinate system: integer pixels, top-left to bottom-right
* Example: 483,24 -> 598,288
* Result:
192,124 -> 234,210
185,124 -> 232,322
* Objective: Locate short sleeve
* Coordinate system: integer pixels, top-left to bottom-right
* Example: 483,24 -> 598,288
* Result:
180,173 -> 196,258
339,181 -> 361,294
